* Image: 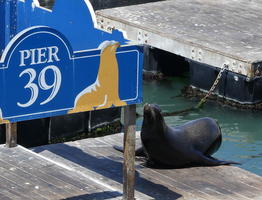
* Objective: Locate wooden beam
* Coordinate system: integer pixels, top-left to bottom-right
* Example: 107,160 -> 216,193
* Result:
123,104 -> 136,200
5,122 -> 17,148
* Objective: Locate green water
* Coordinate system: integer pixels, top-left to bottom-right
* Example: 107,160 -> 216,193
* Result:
136,77 -> 262,176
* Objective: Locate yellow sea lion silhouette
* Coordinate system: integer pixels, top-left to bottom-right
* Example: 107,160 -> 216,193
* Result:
68,41 -> 127,114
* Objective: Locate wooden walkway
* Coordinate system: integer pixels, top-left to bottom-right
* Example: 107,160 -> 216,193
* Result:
96,0 -> 262,79
1,132 -> 262,200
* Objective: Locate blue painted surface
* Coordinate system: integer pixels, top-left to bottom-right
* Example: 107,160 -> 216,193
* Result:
0,0 -> 5,54
1,0 -> 18,53
9,0 -> 17,40
0,1 -> 143,123
16,0 -> 127,51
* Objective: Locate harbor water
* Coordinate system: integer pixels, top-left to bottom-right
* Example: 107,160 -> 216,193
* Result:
136,77 -> 262,176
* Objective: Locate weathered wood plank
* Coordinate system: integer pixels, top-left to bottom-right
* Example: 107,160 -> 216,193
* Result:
79,138 -> 216,200
0,186 -> 28,200
208,166 -> 262,191
0,163 -> 66,199
2,132 -> 260,200
0,172 -> 44,200
33,141 -> 153,199
92,133 -> 262,200
79,144 -> 196,199
176,166 -> 261,200
0,145 -> 124,199
59,141 -> 182,199
0,159 -> 86,198
33,136 -> 262,199
87,137 -> 219,200
36,145 -> 127,196
0,193 -> 12,200
62,137 -> 206,200
2,147 -> 115,193
33,144 -> 125,192
93,137 -> 205,198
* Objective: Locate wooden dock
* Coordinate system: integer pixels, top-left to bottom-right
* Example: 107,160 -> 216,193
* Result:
96,0 -> 262,79
1,132 -> 261,200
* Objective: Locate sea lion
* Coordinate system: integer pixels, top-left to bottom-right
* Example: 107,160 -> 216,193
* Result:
115,104 -> 238,168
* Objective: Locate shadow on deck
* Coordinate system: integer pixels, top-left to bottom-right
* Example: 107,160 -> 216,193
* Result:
33,135 -> 182,200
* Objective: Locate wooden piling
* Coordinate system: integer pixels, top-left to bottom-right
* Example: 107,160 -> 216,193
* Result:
5,122 -> 17,148
123,105 -> 136,200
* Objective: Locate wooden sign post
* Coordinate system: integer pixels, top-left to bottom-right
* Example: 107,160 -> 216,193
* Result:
5,123 -> 17,148
123,105 -> 136,200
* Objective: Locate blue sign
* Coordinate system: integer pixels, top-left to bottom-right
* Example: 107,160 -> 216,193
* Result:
0,26 -> 142,123
0,0 -> 143,124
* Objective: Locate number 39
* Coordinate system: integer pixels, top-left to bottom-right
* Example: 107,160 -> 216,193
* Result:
17,65 -> 62,108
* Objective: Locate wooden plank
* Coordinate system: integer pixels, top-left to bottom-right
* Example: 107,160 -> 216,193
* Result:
123,105 -> 136,200
81,138 -> 212,200
5,123 -> 17,148
31,144 -> 125,199
82,144 -> 194,199
0,172 -> 44,200
34,141 -> 151,199
0,145 -> 123,199
208,166 -> 262,191
0,163 -> 66,199
90,137 -> 211,200
0,159 -> 87,198
177,166 -> 261,200
67,137 -> 202,199
91,134 -> 262,200
61,139 -> 181,199
29,133 -> 262,200
33,143 -> 123,182
0,193 -> 12,200
0,186 -> 28,200
1,146 -> 111,192
153,168 -> 243,200
100,136 -> 222,200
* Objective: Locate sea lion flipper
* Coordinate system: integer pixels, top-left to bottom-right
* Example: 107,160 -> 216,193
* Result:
135,146 -> 146,157
113,145 -> 124,152
113,145 -> 145,157
207,155 -> 241,165
194,151 -> 239,166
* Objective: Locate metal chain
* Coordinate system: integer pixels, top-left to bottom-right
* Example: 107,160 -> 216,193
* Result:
195,64 -> 228,108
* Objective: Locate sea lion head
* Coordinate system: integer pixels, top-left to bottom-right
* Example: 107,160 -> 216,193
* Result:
98,40 -> 120,53
143,103 -> 164,124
